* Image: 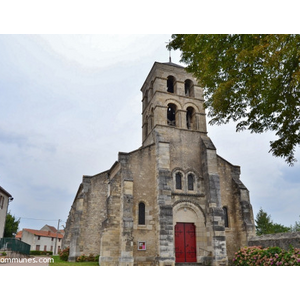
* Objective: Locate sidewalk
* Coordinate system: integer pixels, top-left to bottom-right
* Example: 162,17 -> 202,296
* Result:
0,256 -> 51,266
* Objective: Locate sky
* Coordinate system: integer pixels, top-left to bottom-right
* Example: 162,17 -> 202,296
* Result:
1,34 -> 300,234
0,2 -> 299,296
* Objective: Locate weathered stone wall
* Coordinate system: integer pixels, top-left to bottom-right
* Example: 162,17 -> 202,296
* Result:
248,232 -> 300,250
63,171 -> 109,261
217,156 -> 255,261
129,145 -> 158,265
80,172 -> 109,256
63,61 -> 256,266
99,168 -> 122,265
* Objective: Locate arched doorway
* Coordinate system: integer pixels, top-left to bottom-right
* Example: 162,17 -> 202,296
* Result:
173,201 -> 207,263
175,222 -> 196,262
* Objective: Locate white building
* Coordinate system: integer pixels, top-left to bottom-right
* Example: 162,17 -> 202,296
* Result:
16,225 -> 64,254
0,185 -> 13,238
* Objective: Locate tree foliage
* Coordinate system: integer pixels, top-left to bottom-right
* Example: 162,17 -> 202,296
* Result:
4,211 -> 20,237
168,34 -> 300,165
290,215 -> 300,232
255,207 -> 290,235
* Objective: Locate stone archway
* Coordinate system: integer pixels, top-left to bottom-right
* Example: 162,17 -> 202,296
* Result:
173,201 -> 208,263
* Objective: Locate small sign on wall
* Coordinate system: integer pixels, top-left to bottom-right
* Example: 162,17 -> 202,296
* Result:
138,241 -> 146,250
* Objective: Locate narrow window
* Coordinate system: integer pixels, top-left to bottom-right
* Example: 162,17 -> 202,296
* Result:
0,196 -> 4,209
138,202 -> 145,225
167,76 -> 175,93
188,174 -> 194,190
184,79 -> 194,97
167,104 -> 176,126
36,245 -> 40,251
186,107 -> 194,129
223,207 -> 229,228
175,172 -> 182,190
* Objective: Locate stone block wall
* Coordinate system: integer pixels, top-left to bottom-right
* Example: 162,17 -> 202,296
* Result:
248,232 -> 300,250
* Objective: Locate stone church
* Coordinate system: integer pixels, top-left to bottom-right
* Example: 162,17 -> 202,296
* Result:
62,61 -> 256,266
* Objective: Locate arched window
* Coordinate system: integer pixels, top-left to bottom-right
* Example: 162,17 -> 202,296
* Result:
175,172 -> 182,190
167,103 -> 176,126
186,107 -> 195,130
187,173 -> 194,190
223,206 -> 229,228
184,79 -> 194,97
167,76 -> 175,93
138,202 -> 145,225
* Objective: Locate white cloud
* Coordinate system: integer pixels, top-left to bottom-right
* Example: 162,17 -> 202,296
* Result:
1,34 -> 300,231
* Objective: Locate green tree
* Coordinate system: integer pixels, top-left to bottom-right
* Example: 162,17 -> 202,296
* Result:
255,207 -> 290,235
168,34 -> 300,165
255,208 -> 273,235
4,211 -> 20,237
290,215 -> 300,232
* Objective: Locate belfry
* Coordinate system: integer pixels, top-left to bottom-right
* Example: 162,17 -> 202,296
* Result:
63,61 -> 255,265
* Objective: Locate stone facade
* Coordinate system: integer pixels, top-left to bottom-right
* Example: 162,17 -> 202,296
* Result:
63,61 -> 256,265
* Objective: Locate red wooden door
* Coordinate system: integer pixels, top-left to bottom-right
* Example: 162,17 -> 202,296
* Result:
175,223 -> 196,263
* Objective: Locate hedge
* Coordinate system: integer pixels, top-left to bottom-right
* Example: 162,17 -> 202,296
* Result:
30,250 -> 53,256
232,246 -> 300,266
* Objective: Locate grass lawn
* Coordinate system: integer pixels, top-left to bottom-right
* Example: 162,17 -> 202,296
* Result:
49,255 -> 99,266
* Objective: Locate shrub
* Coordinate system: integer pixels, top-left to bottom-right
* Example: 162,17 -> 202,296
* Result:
59,247 -> 69,261
233,246 -> 300,266
30,250 -> 53,256
76,255 -> 87,262
76,253 -> 99,262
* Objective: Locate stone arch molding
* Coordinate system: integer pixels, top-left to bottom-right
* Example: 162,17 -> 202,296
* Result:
173,199 -> 206,225
165,98 -> 183,110
183,102 -> 200,113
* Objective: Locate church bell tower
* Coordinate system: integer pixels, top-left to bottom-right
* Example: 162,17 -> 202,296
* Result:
140,61 -> 207,146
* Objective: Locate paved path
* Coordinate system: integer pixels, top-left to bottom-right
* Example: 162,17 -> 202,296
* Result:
0,256 -> 51,266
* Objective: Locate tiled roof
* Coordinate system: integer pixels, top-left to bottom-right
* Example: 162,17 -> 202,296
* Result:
46,225 -> 57,232
23,228 -> 64,239
15,231 -> 22,239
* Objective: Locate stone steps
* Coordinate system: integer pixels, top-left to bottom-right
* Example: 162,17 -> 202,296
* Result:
175,262 -> 203,266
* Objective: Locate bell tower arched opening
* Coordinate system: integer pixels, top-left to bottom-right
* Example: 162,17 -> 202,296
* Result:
184,79 -> 194,97
186,106 -> 195,130
167,76 -> 175,93
167,103 -> 177,126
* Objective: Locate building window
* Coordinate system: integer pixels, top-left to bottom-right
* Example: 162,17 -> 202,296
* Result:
184,79 -> 194,97
187,173 -> 194,190
36,245 -> 40,251
167,103 -> 176,126
37,236 -> 40,240
138,202 -> 145,225
175,172 -> 183,190
186,107 -> 195,130
0,195 -> 4,209
223,207 -> 229,228
167,76 -> 175,93
44,245 -> 47,251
